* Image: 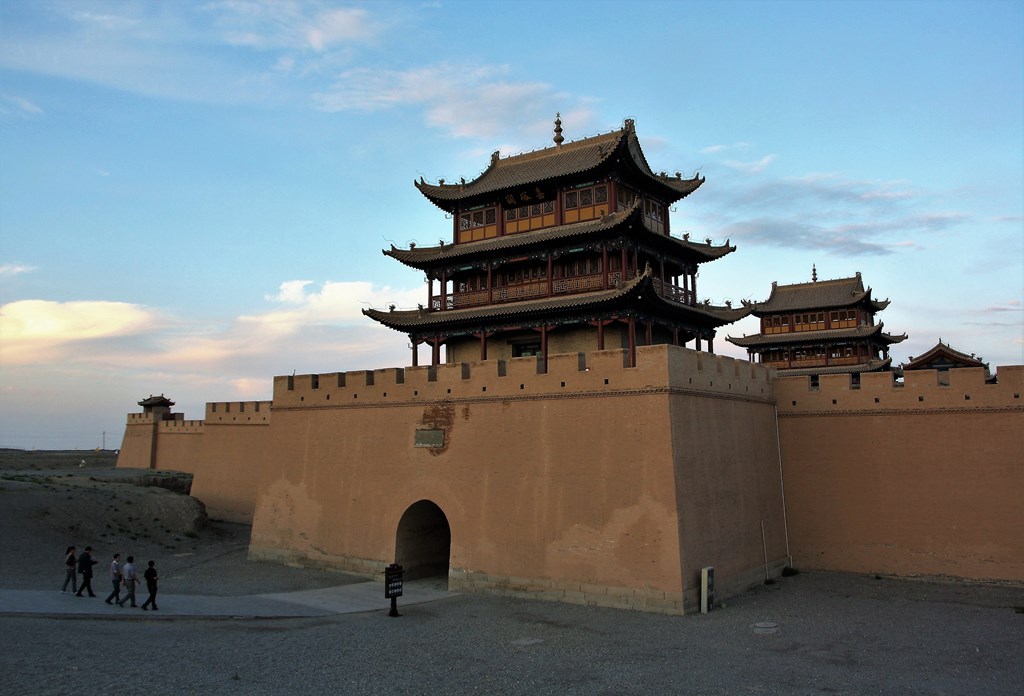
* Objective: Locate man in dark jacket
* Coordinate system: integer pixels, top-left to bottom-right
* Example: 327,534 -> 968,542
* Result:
74,546 -> 98,597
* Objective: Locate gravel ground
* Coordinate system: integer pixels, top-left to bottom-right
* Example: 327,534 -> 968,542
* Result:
2,460 -> 1023,695
2,572 -> 1022,695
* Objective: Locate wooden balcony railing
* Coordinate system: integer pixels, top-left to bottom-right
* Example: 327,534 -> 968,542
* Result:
431,271 -> 695,311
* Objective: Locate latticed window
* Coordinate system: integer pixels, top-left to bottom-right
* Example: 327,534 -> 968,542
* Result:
505,200 -> 556,233
563,183 -> 608,224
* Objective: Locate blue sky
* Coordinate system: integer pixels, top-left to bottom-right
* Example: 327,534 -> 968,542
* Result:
1,0 -> 1021,449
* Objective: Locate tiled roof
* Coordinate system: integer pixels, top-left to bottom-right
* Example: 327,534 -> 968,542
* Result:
363,268 -> 748,333
775,357 -> 893,376
414,121 -> 703,210
901,341 -> 988,371
745,274 -> 889,313
726,323 -> 907,348
384,202 -> 735,269
138,395 -> 174,407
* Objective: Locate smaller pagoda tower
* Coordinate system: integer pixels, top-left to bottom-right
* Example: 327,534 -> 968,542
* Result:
727,268 -> 906,383
901,340 -> 994,383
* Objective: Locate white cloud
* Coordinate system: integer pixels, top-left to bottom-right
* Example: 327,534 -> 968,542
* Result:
0,95 -> 44,118
0,264 -> 36,276
313,62 -> 590,141
701,142 -> 749,154
723,154 -> 777,174
0,299 -> 157,364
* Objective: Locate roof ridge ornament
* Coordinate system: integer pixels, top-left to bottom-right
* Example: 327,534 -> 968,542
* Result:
553,113 -> 564,147
812,264 -> 818,282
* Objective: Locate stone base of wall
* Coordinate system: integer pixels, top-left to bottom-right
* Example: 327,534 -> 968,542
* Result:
248,546 -> 385,580
684,558 -> 791,609
448,569 -> 686,615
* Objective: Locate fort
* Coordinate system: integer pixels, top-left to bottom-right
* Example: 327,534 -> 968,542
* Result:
116,118 -> 1022,613
117,346 -> 1023,613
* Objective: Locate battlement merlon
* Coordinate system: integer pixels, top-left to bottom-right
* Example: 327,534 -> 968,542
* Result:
270,345 -> 775,407
205,400 -> 272,424
775,364 -> 1023,413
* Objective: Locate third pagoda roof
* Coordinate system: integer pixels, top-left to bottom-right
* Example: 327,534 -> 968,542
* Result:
743,272 -> 890,315
414,118 -> 704,213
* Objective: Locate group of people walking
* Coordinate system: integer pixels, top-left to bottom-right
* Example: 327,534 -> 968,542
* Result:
62,545 -> 159,610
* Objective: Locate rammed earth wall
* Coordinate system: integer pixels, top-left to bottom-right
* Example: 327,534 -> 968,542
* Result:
775,366 -> 1024,581
116,348 -> 1024,612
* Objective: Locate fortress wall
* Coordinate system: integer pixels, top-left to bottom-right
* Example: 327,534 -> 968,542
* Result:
775,365 -> 1024,581
116,415 -> 159,469
667,350 -> 786,605
249,345 -> 778,613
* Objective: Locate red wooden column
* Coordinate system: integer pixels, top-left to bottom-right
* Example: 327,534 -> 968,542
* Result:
478,333 -> 488,360
672,327 -> 679,346
707,335 -> 715,354
540,325 -> 549,366
440,270 -> 448,311
597,321 -> 605,350
547,254 -> 553,296
431,338 -> 441,367
427,275 -> 434,309
486,264 -> 493,304
627,317 -> 636,367
411,338 -> 419,367
620,245 -> 628,280
602,244 -> 609,290
645,321 -> 653,345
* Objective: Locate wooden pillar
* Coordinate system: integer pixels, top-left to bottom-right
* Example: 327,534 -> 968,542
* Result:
411,339 -> 419,367
628,317 -> 636,367
540,326 -> 549,372
431,338 -> 441,367
645,321 -> 653,346
440,270 -> 448,311
708,335 -> 715,354
479,333 -> 487,361
487,264 -> 493,304
659,257 -> 665,285
620,245 -> 628,280
597,321 -> 605,350
672,327 -> 679,346
547,254 -> 553,297
427,274 -> 434,310
694,336 -> 701,352
692,270 -> 697,301
602,244 -> 609,290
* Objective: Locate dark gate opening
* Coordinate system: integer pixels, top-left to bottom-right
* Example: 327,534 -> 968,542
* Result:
395,500 -> 451,583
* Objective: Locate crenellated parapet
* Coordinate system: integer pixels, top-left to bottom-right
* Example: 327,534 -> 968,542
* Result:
157,418 -> 205,434
270,344 -> 775,410
776,364 -> 1022,414
205,400 -> 272,425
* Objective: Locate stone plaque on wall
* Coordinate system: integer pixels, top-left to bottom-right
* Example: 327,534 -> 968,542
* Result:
414,429 -> 445,448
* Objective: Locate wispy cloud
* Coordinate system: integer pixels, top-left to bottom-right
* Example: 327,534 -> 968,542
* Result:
723,154 -> 777,174
312,63 -> 584,140
0,279 -> 422,380
0,95 -> 43,118
701,142 -> 750,154
0,299 -> 158,364
0,263 -> 36,276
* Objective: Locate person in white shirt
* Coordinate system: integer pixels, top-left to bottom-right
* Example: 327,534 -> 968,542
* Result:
103,554 -> 122,604
117,556 -> 138,607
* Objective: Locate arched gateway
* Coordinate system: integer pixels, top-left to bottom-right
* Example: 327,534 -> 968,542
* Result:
395,500 -> 451,582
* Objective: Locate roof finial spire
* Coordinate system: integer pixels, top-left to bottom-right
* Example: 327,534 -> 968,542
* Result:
553,112 -> 564,147
812,264 -> 818,282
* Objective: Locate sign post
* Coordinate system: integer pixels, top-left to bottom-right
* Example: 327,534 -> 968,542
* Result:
384,563 -> 404,617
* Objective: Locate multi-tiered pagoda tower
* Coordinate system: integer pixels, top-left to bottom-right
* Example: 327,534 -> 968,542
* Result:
364,117 -> 747,367
727,269 -> 907,383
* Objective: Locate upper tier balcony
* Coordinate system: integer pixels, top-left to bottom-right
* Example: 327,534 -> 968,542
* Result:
431,272 -> 694,311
